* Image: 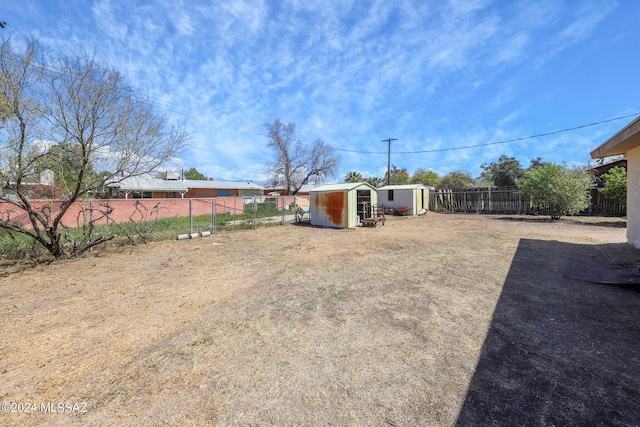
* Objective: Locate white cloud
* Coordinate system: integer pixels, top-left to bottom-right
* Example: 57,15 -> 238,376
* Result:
4,0 -> 624,182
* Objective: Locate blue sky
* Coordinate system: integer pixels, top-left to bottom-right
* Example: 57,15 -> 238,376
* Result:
3,0 -> 639,183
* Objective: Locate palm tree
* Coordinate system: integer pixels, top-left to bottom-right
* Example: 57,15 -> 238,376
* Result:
366,176 -> 384,188
344,170 -> 364,183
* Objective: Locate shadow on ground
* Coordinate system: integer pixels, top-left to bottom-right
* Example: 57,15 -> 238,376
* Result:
493,215 -> 627,228
456,239 -> 640,426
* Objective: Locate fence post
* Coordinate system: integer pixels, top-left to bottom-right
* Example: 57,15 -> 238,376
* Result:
281,196 -> 286,225
518,192 -> 522,215
189,198 -> 193,234
252,196 -> 257,230
488,187 -> 492,213
211,197 -> 216,234
89,200 -> 93,244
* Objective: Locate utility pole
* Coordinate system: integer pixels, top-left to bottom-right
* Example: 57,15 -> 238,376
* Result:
382,137 -> 397,186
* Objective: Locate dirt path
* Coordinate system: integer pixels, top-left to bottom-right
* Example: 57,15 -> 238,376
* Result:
1,213 -> 638,426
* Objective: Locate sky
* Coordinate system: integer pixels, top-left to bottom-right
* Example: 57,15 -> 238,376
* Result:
3,0 -> 640,183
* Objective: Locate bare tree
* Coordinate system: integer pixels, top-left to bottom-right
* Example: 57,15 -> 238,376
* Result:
0,36 -> 189,258
265,119 -> 339,195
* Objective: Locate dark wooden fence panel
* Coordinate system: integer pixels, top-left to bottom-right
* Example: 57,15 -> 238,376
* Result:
429,187 -> 625,216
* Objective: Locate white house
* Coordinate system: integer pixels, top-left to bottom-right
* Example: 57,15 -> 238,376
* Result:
590,116 -> 639,248
107,176 -> 263,199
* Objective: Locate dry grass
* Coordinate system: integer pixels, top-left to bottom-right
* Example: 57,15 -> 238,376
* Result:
0,213 -> 636,426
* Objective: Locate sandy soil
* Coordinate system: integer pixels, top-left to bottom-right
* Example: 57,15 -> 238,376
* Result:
1,213 -> 638,426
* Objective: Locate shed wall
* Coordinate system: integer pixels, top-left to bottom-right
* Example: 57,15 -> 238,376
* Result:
310,191 -> 348,228
378,188 -> 428,215
628,146 -> 640,248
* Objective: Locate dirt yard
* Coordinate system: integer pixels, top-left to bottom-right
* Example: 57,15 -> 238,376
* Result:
1,213 -> 639,426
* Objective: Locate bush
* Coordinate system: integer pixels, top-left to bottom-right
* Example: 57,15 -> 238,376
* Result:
517,164 -> 591,220
599,166 -> 627,208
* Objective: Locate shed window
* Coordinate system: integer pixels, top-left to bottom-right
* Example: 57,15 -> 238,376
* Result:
218,189 -> 229,197
388,190 -> 394,201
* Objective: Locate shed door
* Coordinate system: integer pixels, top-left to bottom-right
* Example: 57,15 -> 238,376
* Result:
356,189 -> 371,220
418,189 -> 425,210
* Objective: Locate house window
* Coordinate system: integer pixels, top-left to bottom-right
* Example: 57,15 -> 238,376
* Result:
133,191 -> 152,198
218,189 -> 229,197
111,187 -> 119,197
388,190 -> 394,201
166,192 -> 176,198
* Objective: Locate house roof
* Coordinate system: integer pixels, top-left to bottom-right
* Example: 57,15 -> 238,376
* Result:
310,182 -> 378,192
591,116 -> 640,158
181,180 -> 264,190
378,184 -> 430,191
108,176 -> 188,192
108,177 -> 264,192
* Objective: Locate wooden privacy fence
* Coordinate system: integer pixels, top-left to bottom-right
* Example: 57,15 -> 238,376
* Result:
429,187 -> 625,216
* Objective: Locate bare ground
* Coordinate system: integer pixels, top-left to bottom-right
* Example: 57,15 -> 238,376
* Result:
1,213 -> 639,426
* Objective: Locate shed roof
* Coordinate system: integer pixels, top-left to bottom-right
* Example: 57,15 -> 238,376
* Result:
310,182 -> 378,192
378,184 -> 429,191
591,116 -> 640,158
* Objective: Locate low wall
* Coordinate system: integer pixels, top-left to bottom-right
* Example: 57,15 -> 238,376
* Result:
0,197 -> 248,228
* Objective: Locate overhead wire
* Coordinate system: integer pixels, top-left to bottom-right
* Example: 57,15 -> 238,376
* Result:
161,108 -> 640,157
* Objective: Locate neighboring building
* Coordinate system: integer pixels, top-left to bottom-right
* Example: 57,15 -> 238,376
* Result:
590,157 -> 627,182
264,184 -> 317,197
107,176 -> 264,199
377,184 -> 432,215
180,180 -> 263,198
309,182 -> 378,228
590,116 -> 639,248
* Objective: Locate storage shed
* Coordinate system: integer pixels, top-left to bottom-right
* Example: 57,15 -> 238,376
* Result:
377,184 -> 431,215
309,182 -> 378,228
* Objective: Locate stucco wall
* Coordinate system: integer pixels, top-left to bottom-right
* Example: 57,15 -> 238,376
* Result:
627,147 -> 640,248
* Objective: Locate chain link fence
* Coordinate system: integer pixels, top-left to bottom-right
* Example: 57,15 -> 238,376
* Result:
0,196 -> 306,257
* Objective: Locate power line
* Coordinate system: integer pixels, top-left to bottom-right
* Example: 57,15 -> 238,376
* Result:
392,112 -> 640,154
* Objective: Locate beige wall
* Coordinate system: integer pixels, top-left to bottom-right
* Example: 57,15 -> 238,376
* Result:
628,146 -> 640,248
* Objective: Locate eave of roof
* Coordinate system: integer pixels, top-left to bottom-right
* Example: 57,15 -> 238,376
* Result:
591,116 -> 640,159
310,182 -> 377,192
378,184 -> 428,190
181,180 -> 264,190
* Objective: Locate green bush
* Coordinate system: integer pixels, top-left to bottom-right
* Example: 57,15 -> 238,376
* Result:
599,166 -> 627,207
517,163 -> 591,220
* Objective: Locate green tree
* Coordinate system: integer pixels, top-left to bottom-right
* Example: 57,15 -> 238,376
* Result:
528,157 -> 547,170
384,165 -> 409,185
183,167 -> 207,180
365,176 -> 384,188
599,166 -> 627,207
517,163 -> 591,220
410,168 -> 440,188
344,170 -> 363,183
480,155 -> 524,186
440,170 -> 473,190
